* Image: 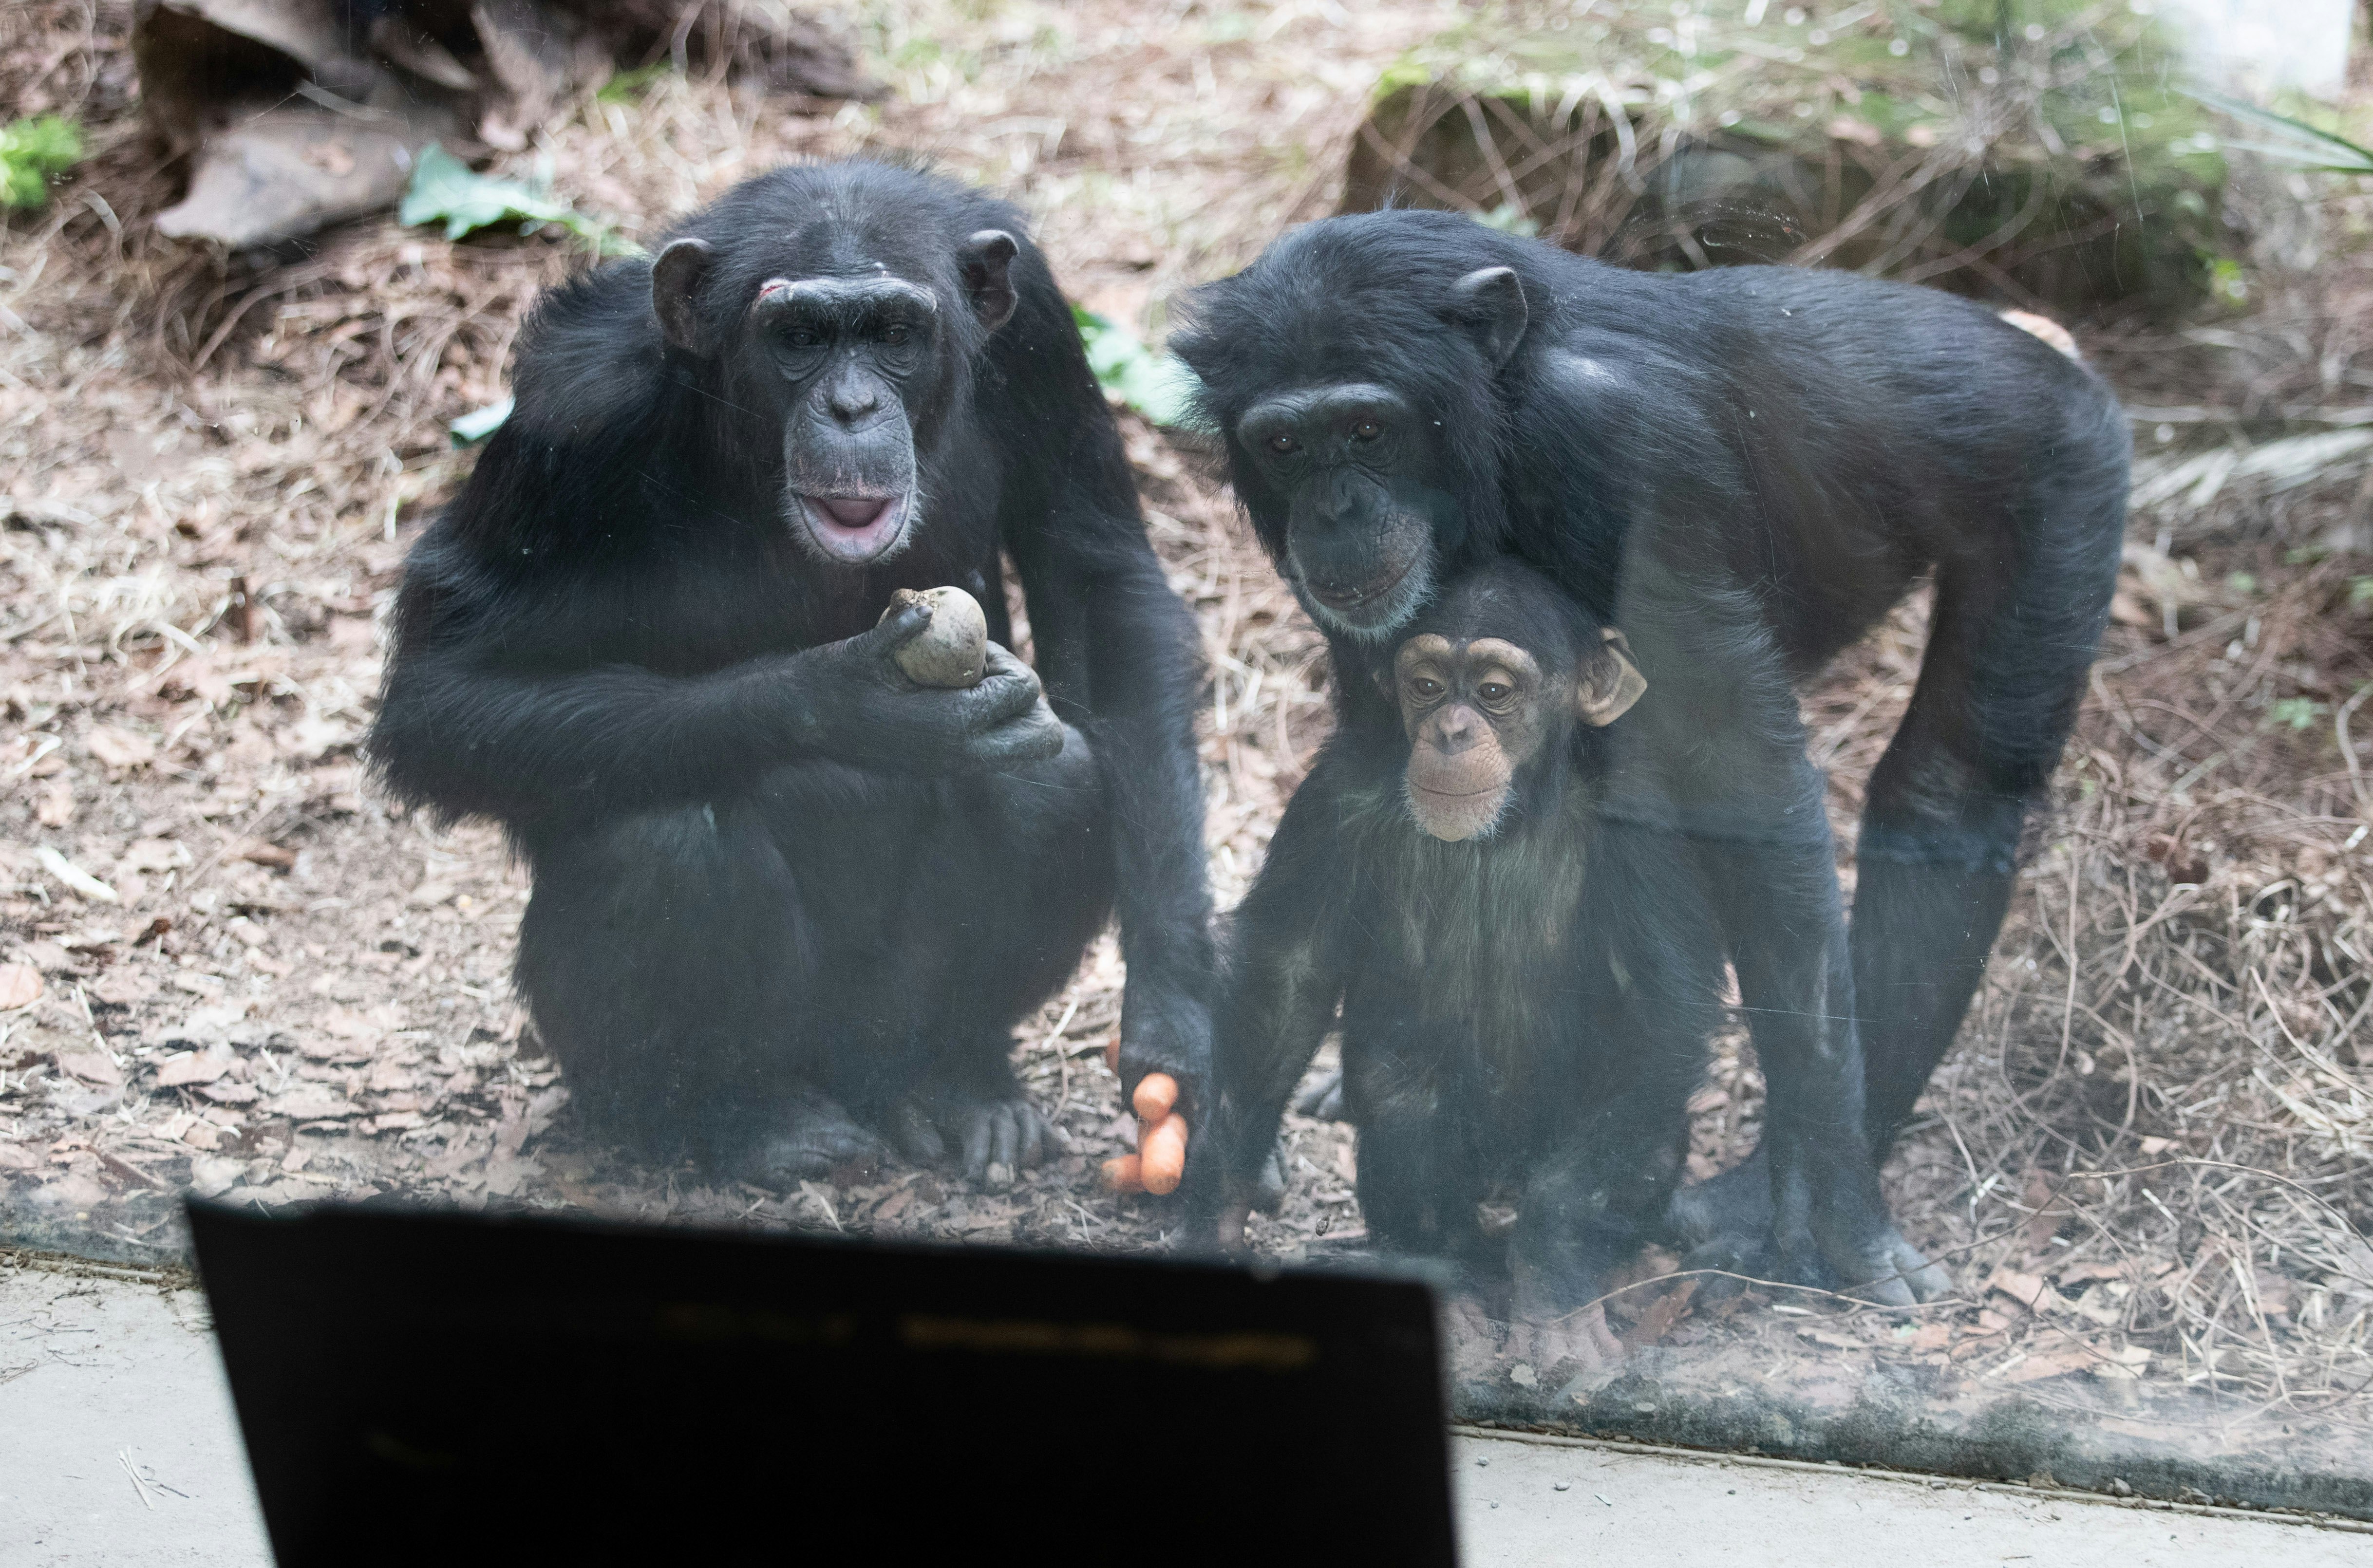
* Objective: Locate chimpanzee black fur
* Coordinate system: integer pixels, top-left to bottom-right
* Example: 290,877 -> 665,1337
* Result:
372,162 -> 1213,1187
1187,560 -> 1728,1366
1173,209 -> 2128,1301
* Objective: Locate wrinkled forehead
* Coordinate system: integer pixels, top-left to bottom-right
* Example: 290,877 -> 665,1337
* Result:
715,203 -> 952,305
1394,634 -> 1541,683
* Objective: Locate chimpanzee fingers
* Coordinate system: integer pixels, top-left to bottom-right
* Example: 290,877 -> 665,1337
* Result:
892,1101 -> 947,1165
990,1106 -> 1021,1175
1676,1233 -> 1773,1304
960,1108 -> 996,1184
1829,1240 -> 1917,1307
1289,1068 -> 1346,1120
971,704 -> 1067,769
1891,1238 -> 1953,1304
1253,1145 -> 1287,1213
1016,1105 -> 1047,1170
973,644 -> 1043,705
855,600 -> 934,659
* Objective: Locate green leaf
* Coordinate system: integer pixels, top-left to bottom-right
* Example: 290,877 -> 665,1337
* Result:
0,114 -> 84,210
399,144 -> 642,256
450,395 -> 514,445
2183,90 -> 2373,175
1072,306 -> 1201,429
597,63 -> 673,104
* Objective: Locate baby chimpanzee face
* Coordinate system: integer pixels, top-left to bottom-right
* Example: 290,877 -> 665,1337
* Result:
1389,564 -> 1645,841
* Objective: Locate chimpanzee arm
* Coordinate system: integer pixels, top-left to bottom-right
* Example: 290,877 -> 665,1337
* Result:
374,544 -> 1055,823
1179,754 -> 1366,1244
987,252 -> 1219,1116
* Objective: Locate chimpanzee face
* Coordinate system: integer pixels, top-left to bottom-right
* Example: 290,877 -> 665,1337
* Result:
647,228 -> 1019,567
1234,384 -> 1451,639
1181,233 -> 1534,642
1392,596 -> 1645,842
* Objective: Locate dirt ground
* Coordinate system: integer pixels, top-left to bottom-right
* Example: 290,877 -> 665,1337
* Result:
5,0 -> 2373,1468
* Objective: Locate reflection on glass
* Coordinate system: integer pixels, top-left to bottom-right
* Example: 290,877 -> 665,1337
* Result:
2,0 -> 2370,1525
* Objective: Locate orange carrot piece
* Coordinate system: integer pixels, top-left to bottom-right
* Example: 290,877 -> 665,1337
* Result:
1101,1154 -> 1144,1193
1132,1071 -> 1179,1122
1103,1036 -> 1121,1072
1140,1113 -> 1188,1195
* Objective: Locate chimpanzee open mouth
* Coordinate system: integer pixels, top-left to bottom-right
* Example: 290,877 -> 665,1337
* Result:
795,491 -> 911,564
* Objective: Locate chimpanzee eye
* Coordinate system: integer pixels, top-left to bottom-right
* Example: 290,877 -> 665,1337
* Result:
1411,677 -> 1444,700
784,326 -> 823,349
1266,432 -> 1300,455
881,323 -> 911,346
1351,418 -> 1382,441
1479,682 -> 1512,704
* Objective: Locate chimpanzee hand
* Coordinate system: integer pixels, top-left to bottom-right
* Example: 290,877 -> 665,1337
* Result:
784,600 -> 1064,774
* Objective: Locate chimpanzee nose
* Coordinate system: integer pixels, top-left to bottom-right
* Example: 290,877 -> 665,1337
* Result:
828,380 -> 880,427
1312,468 -> 1361,526
1431,710 -> 1477,754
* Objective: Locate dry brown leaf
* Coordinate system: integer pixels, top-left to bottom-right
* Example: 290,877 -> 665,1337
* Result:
0,963 -> 42,1011
0,1142 -> 40,1171
86,726 -> 157,771
35,778 -> 75,827
153,1045 -> 238,1087
117,838 -> 191,873
56,1050 -> 124,1087
1996,1345 -> 2100,1385
270,1084 -> 360,1120
234,838 -> 299,870
1795,1323 -> 1866,1352
198,1081 -> 261,1105
1985,1267 -> 2071,1316
35,1174 -> 111,1211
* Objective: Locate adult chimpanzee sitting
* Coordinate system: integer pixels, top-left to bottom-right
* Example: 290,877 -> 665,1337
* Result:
1188,559 -> 1733,1368
1172,209 -> 2128,1302
372,162 -> 1213,1188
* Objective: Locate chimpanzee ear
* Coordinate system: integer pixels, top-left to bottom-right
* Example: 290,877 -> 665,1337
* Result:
651,238 -> 716,356
1446,265 -> 1528,369
1576,628 -> 1646,727
960,229 -> 1020,331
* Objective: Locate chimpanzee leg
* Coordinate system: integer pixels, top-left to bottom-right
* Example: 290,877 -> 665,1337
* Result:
1340,1035 -> 1499,1287
1508,1105 -> 1689,1374
517,728 -> 1110,1184
1669,503 -> 2119,1265
865,722 -> 1115,1180
1854,536 -> 2115,1153
516,792 -> 900,1176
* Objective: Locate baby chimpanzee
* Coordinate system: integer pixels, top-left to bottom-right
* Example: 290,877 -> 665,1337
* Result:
1186,559 -> 1726,1372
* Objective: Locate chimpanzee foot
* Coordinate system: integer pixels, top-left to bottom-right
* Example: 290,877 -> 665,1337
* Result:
894,1092 -> 1062,1189
749,1091 -> 888,1187
1663,1149 -> 1772,1249
1814,1222 -> 1951,1307
1505,1303 -> 1623,1381
1290,1068 -> 1347,1121
1442,1294 -> 1503,1387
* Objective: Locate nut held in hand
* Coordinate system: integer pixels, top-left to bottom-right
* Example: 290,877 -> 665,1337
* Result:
882,585 -> 989,688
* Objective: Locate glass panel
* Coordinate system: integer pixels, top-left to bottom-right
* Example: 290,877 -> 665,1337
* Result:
2,0 -> 2369,1530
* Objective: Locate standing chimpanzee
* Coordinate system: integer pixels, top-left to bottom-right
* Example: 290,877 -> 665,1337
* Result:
1172,209 -> 2128,1302
372,162 -> 1213,1188
1187,560 -> 1728,1366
